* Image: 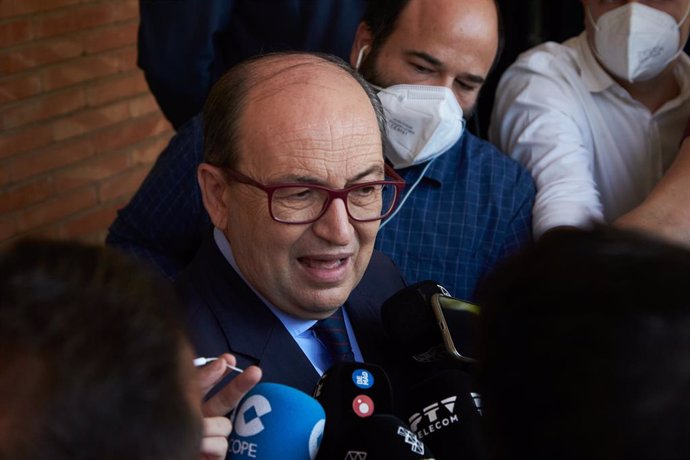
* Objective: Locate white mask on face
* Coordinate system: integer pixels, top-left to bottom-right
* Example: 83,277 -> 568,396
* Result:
588,2 -> 690,83
354,45 -> 465,169
375,84 -> 465,169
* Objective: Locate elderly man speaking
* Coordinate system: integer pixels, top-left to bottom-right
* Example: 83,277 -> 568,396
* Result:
177,52 -> 409,395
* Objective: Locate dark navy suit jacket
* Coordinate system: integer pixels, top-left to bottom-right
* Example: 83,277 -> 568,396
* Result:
176,235 -> 410,398
139,0 -> 365,128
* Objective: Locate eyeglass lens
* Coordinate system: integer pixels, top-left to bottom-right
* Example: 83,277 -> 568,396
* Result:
271,183 -> 398,223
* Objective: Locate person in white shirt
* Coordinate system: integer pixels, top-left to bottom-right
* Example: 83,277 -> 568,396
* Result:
490,0 -> 690,240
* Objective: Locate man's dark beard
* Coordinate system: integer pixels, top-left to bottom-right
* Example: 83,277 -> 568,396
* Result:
358,45 -> 391,89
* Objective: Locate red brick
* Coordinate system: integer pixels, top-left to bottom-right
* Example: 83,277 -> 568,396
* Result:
59,199 -> 123,238
0,18 -> 33,47
83,20 -> 137,54
0,1 -> 16,20
81,231 -> 108,245
95,113 -> 170,153
14,0 -> 80,16
0,124 -> 53,159
33,3 -> 118,39
0,74 -> 42,105
0,160 -> 9,186
98,164 -> 151,202
130,133 -> 172,165
0,217 -> 16,242
113,0 -> 138,22
116,45 -> 137,71
52,101 -> 130,141
1,87 -> 85,130
0,37 -> 82,75
17,186 -> 97,232
52,150 -> 131,191
40,54 -> 120,91
128,93 -> 159,117
85,70 -> 148,107
0,175 -> 54,213
9,136 -> 94,182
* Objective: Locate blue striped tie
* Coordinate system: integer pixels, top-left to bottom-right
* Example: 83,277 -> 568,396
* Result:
312,307 -> 354,362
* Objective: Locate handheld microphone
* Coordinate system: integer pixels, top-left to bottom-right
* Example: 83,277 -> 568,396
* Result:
229,382 -> 325,460
404,369 -> 487,460
325,414 -> 436,459
313,362 -> 394,460
381,280 -> 480,365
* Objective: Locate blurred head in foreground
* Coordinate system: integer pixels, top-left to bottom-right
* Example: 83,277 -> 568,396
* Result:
0,238 -> 202,460
477,226 -> 690,460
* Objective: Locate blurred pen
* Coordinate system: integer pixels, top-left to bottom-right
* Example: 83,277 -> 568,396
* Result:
193,356 -> 243,373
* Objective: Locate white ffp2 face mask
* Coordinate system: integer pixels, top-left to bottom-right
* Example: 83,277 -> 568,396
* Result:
589,2 -> 690,83
354,45 -> 465,169
375,84 -> 465,169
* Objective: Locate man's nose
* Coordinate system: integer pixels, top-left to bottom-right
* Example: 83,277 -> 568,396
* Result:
311,198 -> 354,245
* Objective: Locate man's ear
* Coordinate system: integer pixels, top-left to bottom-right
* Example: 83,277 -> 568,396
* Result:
198,163 -> 230,230
350,22 -> 374,68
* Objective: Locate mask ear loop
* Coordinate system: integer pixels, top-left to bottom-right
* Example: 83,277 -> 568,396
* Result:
679,3 -> 690,27
585,5 -> 600,32
379,158 -> 435,229
661,3 -> 690,68
355,45 -> 370,71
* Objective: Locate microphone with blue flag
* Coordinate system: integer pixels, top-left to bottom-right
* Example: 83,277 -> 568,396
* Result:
229,382 -> 326,460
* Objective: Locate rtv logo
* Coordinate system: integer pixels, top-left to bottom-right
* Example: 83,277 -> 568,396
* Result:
397,426 -> 425,455
234,394 -> 272,437
408,396 -> 459,438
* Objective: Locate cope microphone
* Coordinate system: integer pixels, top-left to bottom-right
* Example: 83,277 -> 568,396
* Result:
312,362 -> 394,460
229,382 -> 325,460
381,280 -> 480,365
404,369 -> 487,460
329,414 -> 436,459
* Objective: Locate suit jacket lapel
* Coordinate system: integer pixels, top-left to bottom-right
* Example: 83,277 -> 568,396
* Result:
185,236 -> 320,393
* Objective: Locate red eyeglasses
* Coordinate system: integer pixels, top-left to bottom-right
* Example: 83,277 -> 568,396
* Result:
221,164 -> 406,224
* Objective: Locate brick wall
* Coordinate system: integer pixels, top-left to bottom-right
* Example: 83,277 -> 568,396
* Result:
0,0 -> 174,247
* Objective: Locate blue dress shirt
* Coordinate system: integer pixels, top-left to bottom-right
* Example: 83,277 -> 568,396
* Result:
212,228 -> 363,374
375,132 -> 535,300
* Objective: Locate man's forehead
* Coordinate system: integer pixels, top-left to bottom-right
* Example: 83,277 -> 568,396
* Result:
248,58 -> 354,100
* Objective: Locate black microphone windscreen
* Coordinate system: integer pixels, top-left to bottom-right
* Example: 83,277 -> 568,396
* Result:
404,369 -> 487,460
327,414 -> 436,459
382,280 -> 449,358
382,280 -> 480,364
313,362 -> 394,459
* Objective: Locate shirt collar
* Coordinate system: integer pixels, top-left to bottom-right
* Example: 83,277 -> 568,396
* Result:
573,32 -> 690,106
573,32 -> 617,94
212,227 -> 317,337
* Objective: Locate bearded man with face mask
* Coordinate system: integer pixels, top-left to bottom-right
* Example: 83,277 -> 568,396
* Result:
490,0 -> 690,241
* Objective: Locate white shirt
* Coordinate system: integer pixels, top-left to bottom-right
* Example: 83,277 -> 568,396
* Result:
212,228 -> 363,374
490,33 -> 690,239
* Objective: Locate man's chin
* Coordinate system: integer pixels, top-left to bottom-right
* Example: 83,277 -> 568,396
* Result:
296,286 -> 355,318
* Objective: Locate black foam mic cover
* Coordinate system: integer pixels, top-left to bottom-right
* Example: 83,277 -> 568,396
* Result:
382,280 -> 479,364
326,414 -> 436,459
313,362 -> 394,459
404,369 -> 487,460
